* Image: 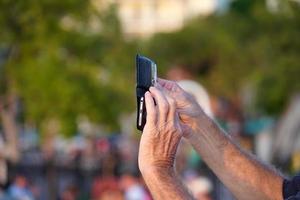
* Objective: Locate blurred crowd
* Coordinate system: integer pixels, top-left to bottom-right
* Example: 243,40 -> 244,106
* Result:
0,68 -> 299,200
0,123 -> 216,200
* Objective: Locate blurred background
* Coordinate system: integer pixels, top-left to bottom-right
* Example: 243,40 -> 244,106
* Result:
0,0 -> 300,199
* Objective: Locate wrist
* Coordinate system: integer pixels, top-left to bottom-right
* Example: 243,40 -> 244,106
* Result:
185,115 -> 216,141
139,158 -> 175,173
140,165 -> 175,180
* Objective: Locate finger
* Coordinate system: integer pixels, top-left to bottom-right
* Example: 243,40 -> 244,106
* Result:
149,86 -> 169,123
157,78 -> 174,90
157,78 -> 181,93
144,91 -> 157,125
156,79 -> 185,102
155,82 -> 173,99
165,94 -> 176,121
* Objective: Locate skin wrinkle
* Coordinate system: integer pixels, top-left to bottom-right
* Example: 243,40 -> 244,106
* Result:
187,114 -> 283,200
139,79 -> 284,200
221,133 -> 283,200
139,84 -> 195,200
193,119 -> 282,200
240,150 -> 283,200
143,167 -> 194,200
152,121 -> 181,168
142,94 -> 181,169
150,119 -> 176,137
190,121 -> 225,165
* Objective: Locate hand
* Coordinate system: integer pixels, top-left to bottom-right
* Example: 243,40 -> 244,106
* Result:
157,78 -> 208,137
138,86 -> 183,175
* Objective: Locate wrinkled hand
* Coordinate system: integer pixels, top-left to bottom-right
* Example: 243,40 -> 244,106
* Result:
157,78 -> 207,137
138,86 -> 183,174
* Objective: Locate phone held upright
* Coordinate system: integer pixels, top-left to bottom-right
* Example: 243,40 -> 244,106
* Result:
135,55 -> 157,131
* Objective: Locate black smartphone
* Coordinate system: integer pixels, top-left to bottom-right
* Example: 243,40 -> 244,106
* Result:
136,54 -> 157,131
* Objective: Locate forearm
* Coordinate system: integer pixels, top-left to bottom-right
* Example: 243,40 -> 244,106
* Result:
188,117 -> 284,200
141,167 -> 195,200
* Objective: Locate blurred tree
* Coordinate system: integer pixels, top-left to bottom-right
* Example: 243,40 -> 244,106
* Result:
0,0 -> 299,136
0,1 -> 136,136
144,0 -> 300,115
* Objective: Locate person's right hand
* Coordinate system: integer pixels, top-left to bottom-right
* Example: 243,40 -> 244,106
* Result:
157,78 -> 210,138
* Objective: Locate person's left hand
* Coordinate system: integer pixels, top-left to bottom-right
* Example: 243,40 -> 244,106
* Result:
138,85 -> 183,175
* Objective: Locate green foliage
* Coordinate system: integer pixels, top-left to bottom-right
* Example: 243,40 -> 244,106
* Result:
0,1 -> 136,136
1,0 -> 299,136
144,0 -> 300,115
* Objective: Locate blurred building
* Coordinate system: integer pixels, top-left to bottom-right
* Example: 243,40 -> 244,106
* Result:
96,0 -> 217,38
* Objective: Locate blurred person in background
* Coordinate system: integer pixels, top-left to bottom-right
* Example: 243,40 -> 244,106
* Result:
138,78 -> 299,200
185,176 -> 212,200
60,184 -> 79,200
167,66 -> 236,200
7,175 -> 34,200
91,175 -> 123,200
120,171 -> 151,200
91,142 -> 123,200
166,66 -> 212,118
